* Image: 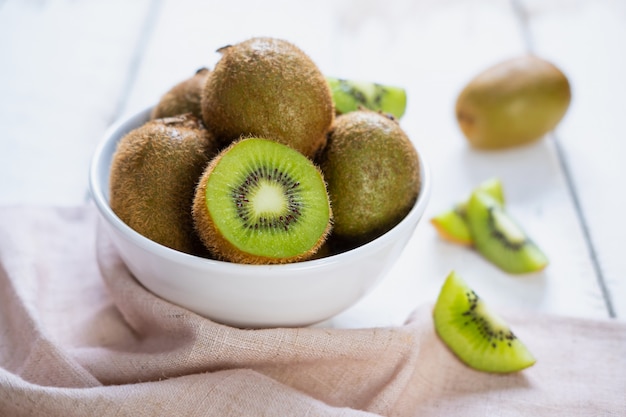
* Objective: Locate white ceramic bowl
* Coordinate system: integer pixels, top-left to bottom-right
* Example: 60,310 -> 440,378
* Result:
89,106 -> 431,328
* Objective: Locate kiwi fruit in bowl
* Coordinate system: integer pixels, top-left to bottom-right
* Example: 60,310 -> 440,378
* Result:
151,67 -> 210,120
318,109 -> 421,247
326,76 -> 407,119
434,271 -> 536,373
201,37 -> 335,158
192,137 -> 333,265
109,114 -> 219,255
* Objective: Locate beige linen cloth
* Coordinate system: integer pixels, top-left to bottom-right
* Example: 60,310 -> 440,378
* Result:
0,205 -> 624,416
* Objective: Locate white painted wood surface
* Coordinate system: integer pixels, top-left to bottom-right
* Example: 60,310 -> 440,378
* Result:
0,0 -> 622,326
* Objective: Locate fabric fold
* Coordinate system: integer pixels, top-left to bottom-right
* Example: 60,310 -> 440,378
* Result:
0,205 -> 624,417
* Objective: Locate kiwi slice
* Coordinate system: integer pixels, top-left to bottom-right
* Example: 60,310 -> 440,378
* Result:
430,208 -> 474,246
201,37 -> 334,158
109,114 -> 219,255
319,110 -> 421,245
431,178 -> 505,246
151,68 -> 210,120
466,190 -> 548,274
326,77 -> 407,119
192,138 -> 332,264
434,271 -> 536,373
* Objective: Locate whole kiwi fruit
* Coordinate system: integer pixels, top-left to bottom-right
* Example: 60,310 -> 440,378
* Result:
319,110 -> 421,245
109,114 -> 219,255
192,137 -> 332,264
151,68 -> 210,120
456,55 -> 571,149
201,37 -> 335,158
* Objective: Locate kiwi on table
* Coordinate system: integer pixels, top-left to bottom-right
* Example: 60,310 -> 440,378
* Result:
466,189 -> 548,274
433,271 -> 536,373
201,37 -> 335,159
456,54 -> 571,149
151,67 -> 210,120
192,137 -> 332,265
430,208 -> 474,246
431,178 -> 505,246
319,109 -> 420,245
326,76 -> 407,119
109,114 -> 219,255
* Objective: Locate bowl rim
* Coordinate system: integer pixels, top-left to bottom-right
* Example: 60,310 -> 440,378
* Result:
89,106 -> 432,274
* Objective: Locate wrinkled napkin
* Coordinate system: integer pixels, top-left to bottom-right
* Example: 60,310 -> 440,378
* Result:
0,205 -> 624,416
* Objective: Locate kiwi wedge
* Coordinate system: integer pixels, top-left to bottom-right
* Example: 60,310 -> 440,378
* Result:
192,138 -> 332,264
434,271 -> 536,373
151,68 -> 210,120
319,110 -> 420,245
109,114 -> 219,255
431,178 -> 505,246
466,190 -> 548,274
430,208 -> 474,246
326,77 -> 407,119
201,37 -> 334,158
456,55 -> 571,149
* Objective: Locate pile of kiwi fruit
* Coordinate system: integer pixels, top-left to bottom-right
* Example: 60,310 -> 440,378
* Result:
109,36 -> 420,265
108,38 -> 569,373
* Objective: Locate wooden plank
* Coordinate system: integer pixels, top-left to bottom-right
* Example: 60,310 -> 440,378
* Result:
0,0 -> 152,205
518,0 -> 626,318
122,0 -> 340,116
326,0 -> 611,327
118,0 -> 610,327
0,0 -> 611,326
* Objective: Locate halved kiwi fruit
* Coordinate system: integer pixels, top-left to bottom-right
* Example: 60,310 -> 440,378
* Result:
466,190 -> 548,274
326,76 -> 407,119
431,178 -> 505,246
109,114 -> 219,255
192,138 -> 332,264
434,271 -> 536,373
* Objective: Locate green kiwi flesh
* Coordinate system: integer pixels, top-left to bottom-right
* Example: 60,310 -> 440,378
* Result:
201,37 -> 334,158
434,271 -> 536,373
430,207 -> 473,246
466,190 -> 548,274
151,68 -> 210,120
192,138 -> 332,264
319,110 -> 420,245
326,77 -> 407,119
109,114 -> 219,255
431,178 -> 505,246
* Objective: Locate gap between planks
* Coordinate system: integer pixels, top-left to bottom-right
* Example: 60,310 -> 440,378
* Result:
111,0 -> 164,124
510,0 -> 616,318
84,0 -> 164,203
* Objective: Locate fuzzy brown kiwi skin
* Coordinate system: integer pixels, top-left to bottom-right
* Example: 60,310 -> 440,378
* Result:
191,138 -> 332,265
151,68 -> 210,120
319,110 -> 421,245
201,37 -> 335,159
109,114 -> 219,256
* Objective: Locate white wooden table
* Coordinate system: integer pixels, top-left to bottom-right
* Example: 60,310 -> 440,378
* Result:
1,0 -> 624,328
